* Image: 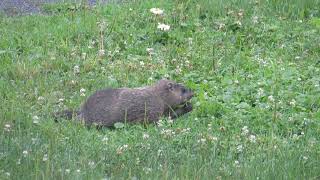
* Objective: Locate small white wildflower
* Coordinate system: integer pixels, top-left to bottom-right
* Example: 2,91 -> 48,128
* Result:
65,169 -> 70,174
303,156 -> 308,160
198,138 -> 206,143
150,8 -> 164,15
17,158 -> 21,165
129,8 -> 133,11
234,160 -> 240,165
146,48 -> 154,55
257,88 -> 264,97
73,65 -> 80,74
139,61 -> 145,66
5,172 -> 10,177
32,115 -> 39,124
143,133 -> 150,139
235,20 -> 242,26
4,123 -> 12,132
252,16 -> 259,24
80,88 -> 86,97
97,20 -> 107,31
98,49 -> 105,57
295,56 -> 301,60
237,145 -> 243,153
289,99 -> 296,107
88,40 -> 95,49
217,23 -> 225,30
116,144 -> 129,154
76,169 -> 81,173
43,154 -> 48,162
102,136 -> 108,143
143,167 -> 152,174
268,95 -> 275,102
23,150 -> 28,157
37,96 -> 45,101
157,119 -> 164,127
249,135 -> 256,143
88,161 -> 95,168
241,126 -> 249,136
157,23 -> 170,31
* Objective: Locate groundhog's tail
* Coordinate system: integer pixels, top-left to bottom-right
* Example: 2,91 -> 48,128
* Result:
53,110 -> 79,121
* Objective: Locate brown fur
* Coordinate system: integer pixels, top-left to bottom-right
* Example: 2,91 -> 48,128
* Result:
56,79 -> 194,127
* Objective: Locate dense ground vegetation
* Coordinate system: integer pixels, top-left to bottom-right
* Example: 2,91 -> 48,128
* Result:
1,0 -> 320,179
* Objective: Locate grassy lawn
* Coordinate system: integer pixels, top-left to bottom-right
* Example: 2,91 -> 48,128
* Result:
1,0 -> 320,179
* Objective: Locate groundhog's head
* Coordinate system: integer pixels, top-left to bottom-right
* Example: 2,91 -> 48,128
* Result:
157,79 -> 194,107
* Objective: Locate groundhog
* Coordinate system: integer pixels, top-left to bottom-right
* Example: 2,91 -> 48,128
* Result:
55,79 -> 194,127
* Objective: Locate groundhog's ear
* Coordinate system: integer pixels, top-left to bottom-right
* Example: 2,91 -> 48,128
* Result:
167,82 -> 174,91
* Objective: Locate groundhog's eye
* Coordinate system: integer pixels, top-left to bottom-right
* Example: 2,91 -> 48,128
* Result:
182,88 -> 186,94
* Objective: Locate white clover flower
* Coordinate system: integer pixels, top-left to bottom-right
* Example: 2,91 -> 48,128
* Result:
23,150 -> 28,157
139,61 -> 145,66
4,123 -> 11,131
252,16 -> 259,24
268,95 -> 275,102
98,49 -> 105,57
88,161 -> 95,168
80,88 -> 86,97
289,99 -> 296,107
257,88 -> 264,97
249,135 -> 256,143
143,133 -> 150,139
43,154 -> 48,162
76,169 -> 81,173
73,65 -> 80,74
37,96 -> 45,101
32,115 -> 39,124
65,169 -> 70,174
143,167 -> 152,174
237,144 -> 243,153
241,126 -> 249,136
116,144 -> 129,155
146,48 -> 154,55
150,8 -> 164,15
157,23 -> 170,31
102,136 -> 109,143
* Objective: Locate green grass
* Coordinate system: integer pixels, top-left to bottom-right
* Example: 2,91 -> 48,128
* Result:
1,0 -> 320,179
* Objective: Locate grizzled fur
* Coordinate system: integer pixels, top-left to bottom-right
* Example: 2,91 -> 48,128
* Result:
55,79 -> 194,127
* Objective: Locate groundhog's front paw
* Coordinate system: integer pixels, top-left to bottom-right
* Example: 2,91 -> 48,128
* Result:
183,102 -> 193,112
